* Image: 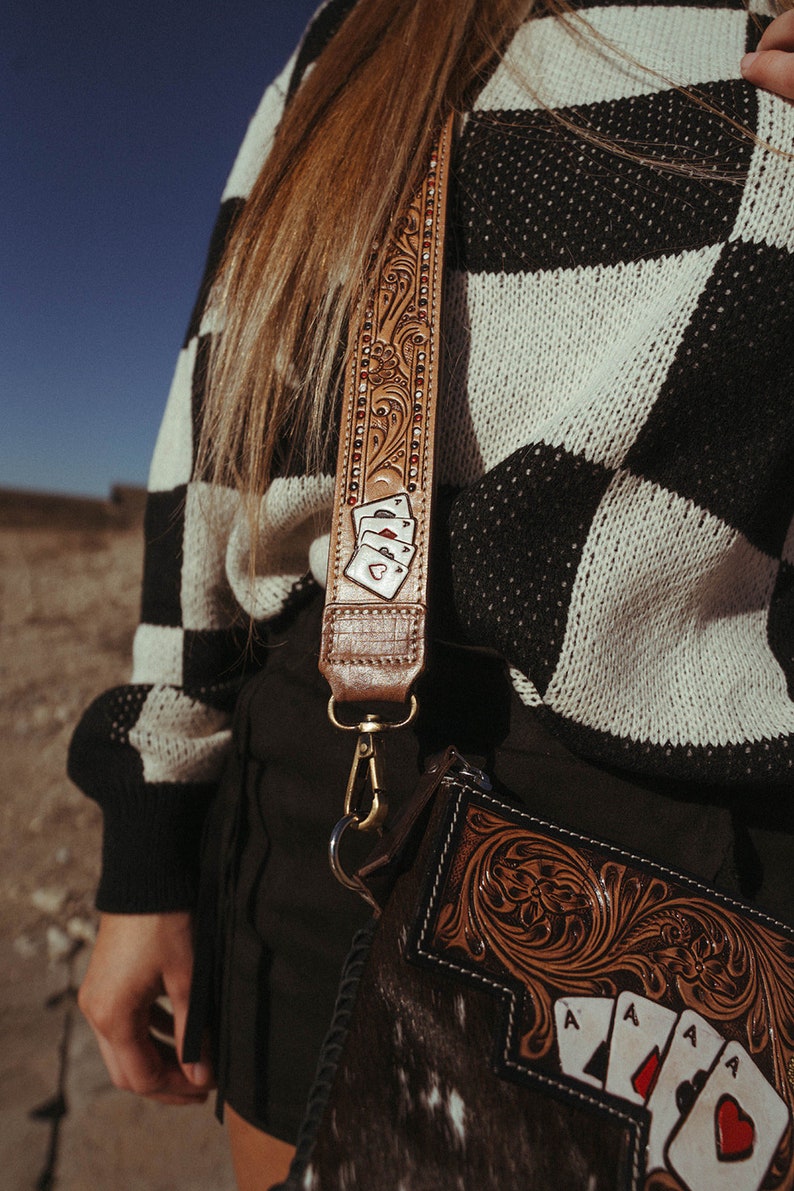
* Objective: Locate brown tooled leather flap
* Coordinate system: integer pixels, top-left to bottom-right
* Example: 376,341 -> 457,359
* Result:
319,116 -> 453,708
411,787 -> 794,1191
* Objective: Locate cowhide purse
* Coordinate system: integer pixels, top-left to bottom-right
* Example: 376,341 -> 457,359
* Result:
275,119 -> 794,1191
282,749 -> 794,1190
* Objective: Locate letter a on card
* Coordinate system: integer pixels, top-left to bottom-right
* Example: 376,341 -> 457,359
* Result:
554,997 -> 615,1089
604,992 -> 676,1106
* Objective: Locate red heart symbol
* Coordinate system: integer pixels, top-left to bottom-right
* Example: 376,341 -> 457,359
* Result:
369,563 -> 387,581
715,1094 -> 755,1163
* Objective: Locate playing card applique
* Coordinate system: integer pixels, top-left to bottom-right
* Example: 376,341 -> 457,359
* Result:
358,515 -> 415,545
549,998 -> 791,1191
666,1041 -> 790,1191
351,494 -> 412,535
554,996 -> 614,1089
645,1009 -> 724,1173
604,993 -> 676,1107
344,495 -> 416,599
417,791 -> 794,1191
359,530 -> 416,566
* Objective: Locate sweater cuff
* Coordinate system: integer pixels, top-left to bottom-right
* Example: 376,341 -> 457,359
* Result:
94,783 -> 217,914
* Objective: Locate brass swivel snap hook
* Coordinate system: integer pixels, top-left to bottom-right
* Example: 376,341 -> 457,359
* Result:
342,715 -> 389,835
327,696 -> 418,891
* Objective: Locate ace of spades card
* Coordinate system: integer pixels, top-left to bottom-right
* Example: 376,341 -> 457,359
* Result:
644,1008 -> 725,1173
554,996 -> 615,1090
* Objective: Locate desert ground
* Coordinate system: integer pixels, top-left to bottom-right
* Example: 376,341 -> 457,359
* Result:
0,497 -> 235,1190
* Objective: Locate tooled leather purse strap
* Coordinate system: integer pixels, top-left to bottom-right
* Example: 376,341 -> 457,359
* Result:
319,115 -> 454,709
319,115 -> 454,879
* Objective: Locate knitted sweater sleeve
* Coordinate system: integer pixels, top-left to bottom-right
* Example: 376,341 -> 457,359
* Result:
67,54 -> 300,914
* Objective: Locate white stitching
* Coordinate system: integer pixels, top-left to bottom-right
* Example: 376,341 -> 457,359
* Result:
471,787 -> 793,932
411,779 -> 794,1190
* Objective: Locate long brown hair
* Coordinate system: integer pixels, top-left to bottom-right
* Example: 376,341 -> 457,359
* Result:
199,0 -> 791,507
198,0 -> 533,500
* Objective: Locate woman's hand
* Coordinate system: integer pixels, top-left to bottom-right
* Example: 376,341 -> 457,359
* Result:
78,911 -> 214,1105
742,11 -> 794,101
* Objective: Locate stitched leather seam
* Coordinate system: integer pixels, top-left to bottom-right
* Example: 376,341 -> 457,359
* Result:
323,654 -> 419,666
411,780 -> 794,1186
472,790 -> 794,933
415,784 -> 643,1190
320,119 -> 453,700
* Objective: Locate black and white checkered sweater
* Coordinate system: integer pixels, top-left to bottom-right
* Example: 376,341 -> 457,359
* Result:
69,0 -> 794,913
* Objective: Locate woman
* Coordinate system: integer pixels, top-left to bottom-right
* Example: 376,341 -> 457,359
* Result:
70,0 -> 794,1187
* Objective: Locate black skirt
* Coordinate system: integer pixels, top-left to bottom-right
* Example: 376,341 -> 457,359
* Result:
185,590 -> 794,1144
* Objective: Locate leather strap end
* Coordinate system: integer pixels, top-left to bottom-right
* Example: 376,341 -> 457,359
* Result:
319,604 -> 426,706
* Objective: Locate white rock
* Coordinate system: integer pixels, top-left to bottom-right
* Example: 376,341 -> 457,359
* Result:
66,916 -> 96,944
46,925 -> 72,962
31,886 -> 68,914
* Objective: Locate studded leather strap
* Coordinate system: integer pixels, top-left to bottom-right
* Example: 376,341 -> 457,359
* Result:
319,116 -> 454,707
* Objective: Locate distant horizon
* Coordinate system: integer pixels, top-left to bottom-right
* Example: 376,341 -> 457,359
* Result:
0,479 -> 147,500
2,0 -> 320,498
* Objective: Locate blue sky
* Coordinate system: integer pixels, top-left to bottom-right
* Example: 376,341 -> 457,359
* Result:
2,0 -> 320,496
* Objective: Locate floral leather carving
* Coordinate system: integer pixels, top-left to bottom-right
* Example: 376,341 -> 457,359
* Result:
410,785 -> 794,1191
320,118 -> 453,706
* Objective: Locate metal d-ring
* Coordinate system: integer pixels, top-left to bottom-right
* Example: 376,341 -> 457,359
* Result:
329,813 -> 364,892
327,694 -> 418,732
327,696 -> 419,887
